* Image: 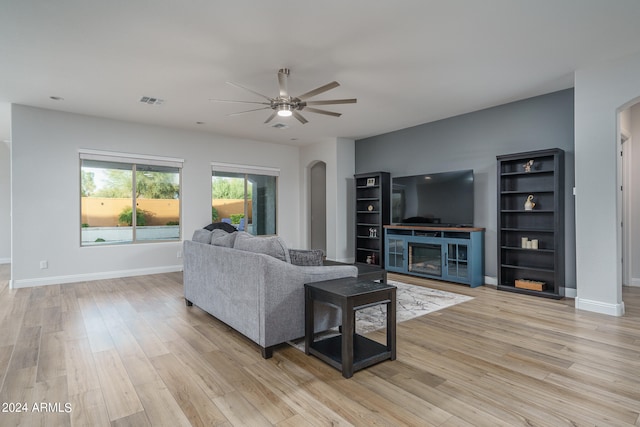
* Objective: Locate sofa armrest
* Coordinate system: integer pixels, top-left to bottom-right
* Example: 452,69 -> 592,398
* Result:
260,259 -> 358,345
288,249 -> 324,266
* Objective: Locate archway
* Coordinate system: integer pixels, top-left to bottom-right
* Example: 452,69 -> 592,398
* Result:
309,161 -> 327,254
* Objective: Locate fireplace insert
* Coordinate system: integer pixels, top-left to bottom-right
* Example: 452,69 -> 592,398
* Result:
408,243 -> 441,277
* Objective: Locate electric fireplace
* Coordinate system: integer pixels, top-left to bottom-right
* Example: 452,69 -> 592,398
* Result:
408,243 -> 442,277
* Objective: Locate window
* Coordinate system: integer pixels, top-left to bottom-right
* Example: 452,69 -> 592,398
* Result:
80,151 -> 182,245
211,163 -> 278,235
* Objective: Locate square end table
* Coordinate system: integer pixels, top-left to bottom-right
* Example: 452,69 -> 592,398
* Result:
304,277 -> 396,378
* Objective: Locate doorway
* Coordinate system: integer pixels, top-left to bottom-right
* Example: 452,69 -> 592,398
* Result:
310,161 -> 327,254
619,103 -> 639,288
621,131 -> 631,286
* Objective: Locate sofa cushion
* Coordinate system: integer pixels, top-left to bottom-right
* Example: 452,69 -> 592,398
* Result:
211,229 -> 237,247
192,229 -> 212,244
204,222 -> 238,233
233,232 -> 291,263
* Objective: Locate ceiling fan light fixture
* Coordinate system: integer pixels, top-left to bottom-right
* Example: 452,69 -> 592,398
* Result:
277,104 -> 293,117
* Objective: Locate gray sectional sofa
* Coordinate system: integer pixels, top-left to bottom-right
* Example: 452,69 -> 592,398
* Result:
183,229 -> 358,358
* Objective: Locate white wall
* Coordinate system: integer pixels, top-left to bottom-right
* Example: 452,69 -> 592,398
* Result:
299,138 -> 355,262
336,138 -> 356,262
574,50 -> 640,316
11,105 -> 303,287
0,140 -> 10,263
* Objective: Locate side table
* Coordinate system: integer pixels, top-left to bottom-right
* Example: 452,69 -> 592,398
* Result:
304,277 -> 396,378
322,260 -> 387,283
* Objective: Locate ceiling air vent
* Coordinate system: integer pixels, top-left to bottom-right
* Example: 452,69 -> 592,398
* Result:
270,123 -> 289,129
139,96 -> 164,105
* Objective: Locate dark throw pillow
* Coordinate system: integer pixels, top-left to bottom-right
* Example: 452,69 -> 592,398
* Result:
203,222 -> 238,233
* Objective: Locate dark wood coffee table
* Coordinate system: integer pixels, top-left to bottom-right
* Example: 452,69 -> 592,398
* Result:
304,277 -> 396,378
322,260 -> 387,283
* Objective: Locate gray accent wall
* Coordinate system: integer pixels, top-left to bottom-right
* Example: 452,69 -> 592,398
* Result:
356,89 -> 575,288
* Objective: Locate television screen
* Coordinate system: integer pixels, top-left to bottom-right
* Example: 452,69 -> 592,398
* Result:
392,169 -> 474,227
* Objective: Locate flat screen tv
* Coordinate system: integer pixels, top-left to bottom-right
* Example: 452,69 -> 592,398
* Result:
392,169 -> 474,227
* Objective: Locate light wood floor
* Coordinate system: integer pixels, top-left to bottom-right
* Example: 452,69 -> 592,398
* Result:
0,263 -> 639,426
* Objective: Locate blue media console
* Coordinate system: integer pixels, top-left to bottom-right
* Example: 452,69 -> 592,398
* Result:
384,225 -> 485,287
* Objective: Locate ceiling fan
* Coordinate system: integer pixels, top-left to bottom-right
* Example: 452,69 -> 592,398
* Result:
210,68 -> 357,124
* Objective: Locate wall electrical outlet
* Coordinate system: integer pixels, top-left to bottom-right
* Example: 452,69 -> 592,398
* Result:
40,260 -> 48,269
177,250 -> 182,259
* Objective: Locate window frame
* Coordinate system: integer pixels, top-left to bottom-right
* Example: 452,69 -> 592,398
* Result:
79,149 -> 183,246
211,162 -> 279,236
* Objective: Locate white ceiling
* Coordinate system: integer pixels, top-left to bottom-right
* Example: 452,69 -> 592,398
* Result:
2,1 -> 640,146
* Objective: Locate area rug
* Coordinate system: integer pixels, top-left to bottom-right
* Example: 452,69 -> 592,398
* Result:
289,280 -> 473,350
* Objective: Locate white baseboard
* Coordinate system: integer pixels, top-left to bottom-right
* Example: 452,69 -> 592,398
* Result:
484,276 -> 497,286
563,288 -> 577,298
575,297 -> 625,317
10,265 -> 183,289
628,278 -> 640,287
0,258 -> 10,264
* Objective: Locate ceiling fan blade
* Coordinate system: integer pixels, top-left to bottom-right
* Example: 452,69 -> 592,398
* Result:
278,68 -> 289,98
292,111 -> 308,124
227,107 -> 271,117
303,107 -> 342,117
296,81 -> 340,101
264,111 -> 277,124
209,99 -> 270,105
305,98 -> 357,106
226,81 -> 273,102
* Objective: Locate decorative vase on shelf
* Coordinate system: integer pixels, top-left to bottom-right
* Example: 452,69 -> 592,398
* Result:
523,159 -> 534,173
524,194 -> 535,211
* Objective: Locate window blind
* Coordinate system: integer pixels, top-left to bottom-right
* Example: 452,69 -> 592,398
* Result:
79,149 -> 183,168
211,161 -> 279,176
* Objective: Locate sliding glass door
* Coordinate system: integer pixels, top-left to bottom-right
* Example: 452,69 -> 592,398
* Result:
212,165 -> 277,235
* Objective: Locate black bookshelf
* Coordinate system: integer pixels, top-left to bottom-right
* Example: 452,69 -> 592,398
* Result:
497,149 -> 565,298
354,172 -> 390,267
